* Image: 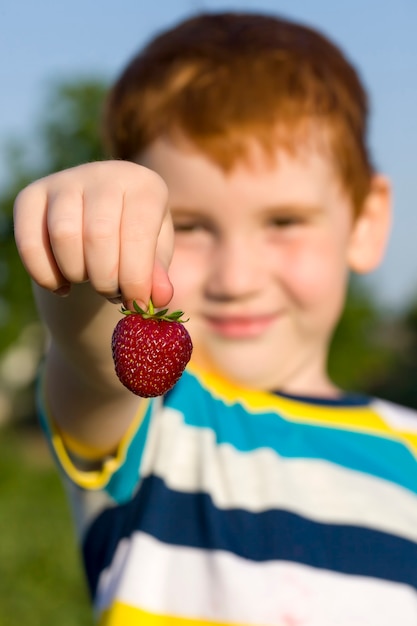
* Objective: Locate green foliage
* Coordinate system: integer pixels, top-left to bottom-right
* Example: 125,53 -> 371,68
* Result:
0,426 -> 93,626
39,80 -> 109,171
0,188 -> 36,354
0,78 -> 108,354
366,297 -> 417,408
328,277 -> 394,393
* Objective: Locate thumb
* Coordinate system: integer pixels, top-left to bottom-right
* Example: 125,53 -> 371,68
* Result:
150,210 -> 175,308
151,258 -> 174,308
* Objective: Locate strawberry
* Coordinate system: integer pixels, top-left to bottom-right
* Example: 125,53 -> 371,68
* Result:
111,300 -> 193,398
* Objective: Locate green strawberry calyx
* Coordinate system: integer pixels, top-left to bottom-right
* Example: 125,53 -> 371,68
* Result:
121,299 -> 189,323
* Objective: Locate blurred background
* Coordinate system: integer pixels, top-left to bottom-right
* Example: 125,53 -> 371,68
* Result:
0,0 -> 416,624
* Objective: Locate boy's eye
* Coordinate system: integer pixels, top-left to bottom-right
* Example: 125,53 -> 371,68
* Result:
173,221 -> 207,233
172,211 -> 214,234
268,216 -> 303,228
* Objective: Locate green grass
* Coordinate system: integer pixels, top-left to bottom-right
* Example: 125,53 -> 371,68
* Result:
0,425 -> 93,626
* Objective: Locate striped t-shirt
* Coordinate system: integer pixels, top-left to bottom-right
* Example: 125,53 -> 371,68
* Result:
39,364 -> 417,625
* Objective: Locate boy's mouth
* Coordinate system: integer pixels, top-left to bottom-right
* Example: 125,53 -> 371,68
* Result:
205,314 -> 277,339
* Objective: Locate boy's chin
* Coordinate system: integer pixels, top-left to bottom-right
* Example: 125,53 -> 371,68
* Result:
191,347 -> 285,391
190,336 -> 333,394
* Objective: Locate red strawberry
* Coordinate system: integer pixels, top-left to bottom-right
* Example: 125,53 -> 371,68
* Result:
112,300 -> 193,398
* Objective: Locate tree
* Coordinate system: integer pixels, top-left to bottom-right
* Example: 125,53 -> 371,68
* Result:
0,78 -> 108,355
366,298 -> 417,409
38,80 -> 109,171
328,277 -> 395,393
0,78 -> 108,422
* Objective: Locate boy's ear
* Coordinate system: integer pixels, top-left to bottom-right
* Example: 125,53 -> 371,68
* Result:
348,174 -> 392,274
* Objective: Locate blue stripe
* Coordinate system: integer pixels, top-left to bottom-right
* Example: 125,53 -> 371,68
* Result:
105,402 -> 153,503
165,372 -> 417,494
83,475 -> 417,597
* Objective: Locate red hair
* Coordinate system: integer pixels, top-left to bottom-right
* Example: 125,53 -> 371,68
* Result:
103,12 -> 373,212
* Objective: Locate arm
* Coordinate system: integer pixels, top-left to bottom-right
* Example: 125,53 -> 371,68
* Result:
14,160 -> 173,456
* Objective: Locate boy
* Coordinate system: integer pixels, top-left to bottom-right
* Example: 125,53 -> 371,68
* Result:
13,11 -> 417,626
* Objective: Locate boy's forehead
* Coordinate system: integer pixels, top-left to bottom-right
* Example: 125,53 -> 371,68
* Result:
138,130 -> 338,181
138,133 -> 348,209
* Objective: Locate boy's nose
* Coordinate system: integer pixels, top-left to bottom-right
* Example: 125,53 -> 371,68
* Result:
205,236 -> 262,301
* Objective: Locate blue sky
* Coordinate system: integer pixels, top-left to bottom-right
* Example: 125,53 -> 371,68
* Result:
1,0 -> 416,310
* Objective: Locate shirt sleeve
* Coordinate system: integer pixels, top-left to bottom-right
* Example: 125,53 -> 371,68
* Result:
36,367 -> 157,504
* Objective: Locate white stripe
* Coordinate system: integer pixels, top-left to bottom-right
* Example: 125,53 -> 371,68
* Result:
140,406 -> 417,542
372,398 -> 417,433
96,531 -> 417,625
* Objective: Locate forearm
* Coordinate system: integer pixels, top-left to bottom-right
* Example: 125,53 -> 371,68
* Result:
34,282 -> 122,389
34,283 -> 142,454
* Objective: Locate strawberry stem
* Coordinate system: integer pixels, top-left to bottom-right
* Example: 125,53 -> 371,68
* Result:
121,299 -> 189,323
132,301 -> 146,315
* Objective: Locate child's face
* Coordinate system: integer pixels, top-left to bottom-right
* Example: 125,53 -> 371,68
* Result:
139,137 -> 361,395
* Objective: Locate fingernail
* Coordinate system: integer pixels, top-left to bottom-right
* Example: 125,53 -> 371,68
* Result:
53,285 -> 70,297
124,299 -> 147,312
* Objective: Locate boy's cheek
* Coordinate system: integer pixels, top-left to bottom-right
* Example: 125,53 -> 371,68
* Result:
282,243 -> 349,306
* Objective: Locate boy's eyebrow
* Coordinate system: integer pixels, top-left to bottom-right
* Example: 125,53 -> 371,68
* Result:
260,202 -> 323,218
169,203 -> 325,220
170,206 -> 211,217
260,203 -> 324,216
171,203 -> 322,212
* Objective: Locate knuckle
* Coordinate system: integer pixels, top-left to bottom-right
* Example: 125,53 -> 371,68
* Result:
48,189 -> 82,242
122,220 -> 147,243
84,217 -> 116,243
49,216 -> 79,243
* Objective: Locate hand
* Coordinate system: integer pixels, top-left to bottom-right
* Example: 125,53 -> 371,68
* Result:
13,160 -> 174,308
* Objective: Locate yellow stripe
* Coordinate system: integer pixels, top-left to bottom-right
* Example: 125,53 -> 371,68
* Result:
187,364 -> 417,458
99,601 -> 250,626
40,375 -> 151,489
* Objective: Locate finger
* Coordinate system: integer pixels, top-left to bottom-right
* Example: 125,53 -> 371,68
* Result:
13,184 -> 68,291
47,188 -> 87,284
150,213 -> 175,307
150,259 -> 174,308
119,172 -> 169,306
83,184 -> 123,298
